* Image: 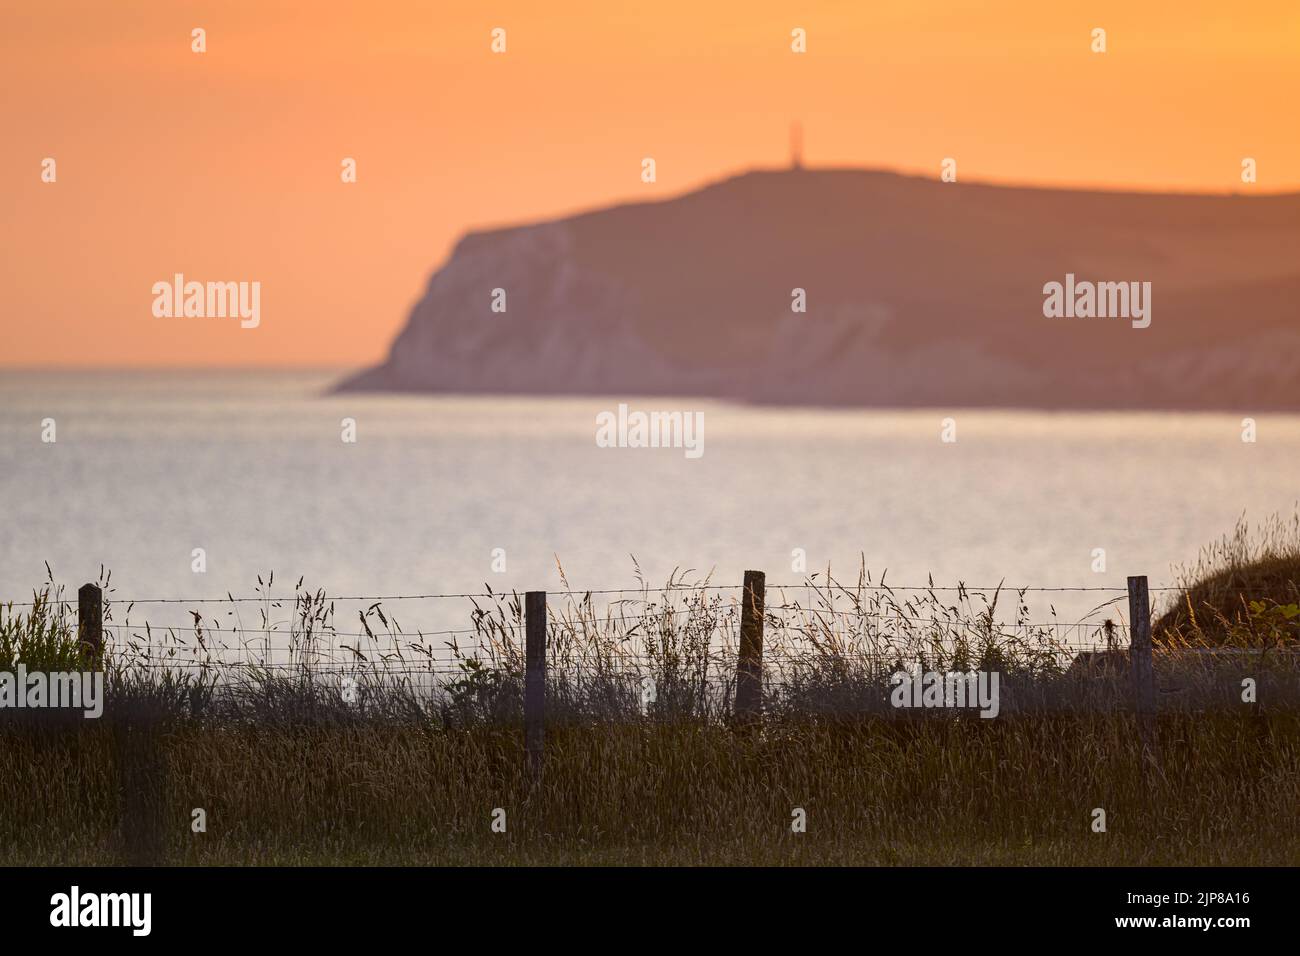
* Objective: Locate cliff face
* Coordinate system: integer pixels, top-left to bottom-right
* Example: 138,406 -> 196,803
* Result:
336,168 -> 1300,409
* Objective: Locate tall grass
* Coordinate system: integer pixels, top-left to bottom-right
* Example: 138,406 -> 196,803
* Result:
66,556 -> 1298,722
0,574 -> 93,672
1,527 -> 1298,866
1,711 -> 1295,865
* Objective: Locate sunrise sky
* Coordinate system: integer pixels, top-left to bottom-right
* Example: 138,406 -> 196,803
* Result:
3,0 -> 1298,368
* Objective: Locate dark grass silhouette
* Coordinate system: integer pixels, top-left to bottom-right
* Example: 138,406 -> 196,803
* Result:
2,522 -> 1298,865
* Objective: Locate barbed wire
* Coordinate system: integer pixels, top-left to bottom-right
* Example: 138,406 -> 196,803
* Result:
0,581 -> 1185,608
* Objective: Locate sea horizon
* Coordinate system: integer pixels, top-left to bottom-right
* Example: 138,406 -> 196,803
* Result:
5,368 -> 1297,627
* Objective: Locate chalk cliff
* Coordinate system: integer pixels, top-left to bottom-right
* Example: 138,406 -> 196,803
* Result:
337,168 -> 1300,409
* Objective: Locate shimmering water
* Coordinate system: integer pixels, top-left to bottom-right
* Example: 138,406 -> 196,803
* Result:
2,369 -> 1297,635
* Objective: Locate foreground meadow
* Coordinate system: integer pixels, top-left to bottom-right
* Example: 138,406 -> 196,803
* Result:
3,517 -> 1298,866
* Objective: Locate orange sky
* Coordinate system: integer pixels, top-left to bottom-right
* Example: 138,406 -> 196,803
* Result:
3,0 -> 1298,368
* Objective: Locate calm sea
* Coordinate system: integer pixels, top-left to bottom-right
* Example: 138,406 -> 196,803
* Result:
2,368 -> 1297,634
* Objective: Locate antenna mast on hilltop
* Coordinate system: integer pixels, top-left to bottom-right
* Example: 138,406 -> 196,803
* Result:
790,121 -> 803,170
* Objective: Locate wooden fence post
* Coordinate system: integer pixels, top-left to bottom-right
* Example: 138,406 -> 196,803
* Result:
1127,575 -> 1158,760
524,590 -> 547,782
734,570 -> 766,723
78,583 -> 103,666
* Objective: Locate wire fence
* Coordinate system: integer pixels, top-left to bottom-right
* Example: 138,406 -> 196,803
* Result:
0,580 -> 1195,610
1,574 -> 1169,684
5,571 -> 1299,729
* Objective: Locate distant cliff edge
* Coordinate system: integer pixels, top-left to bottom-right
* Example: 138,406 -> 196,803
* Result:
336,168 -> 1300,409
